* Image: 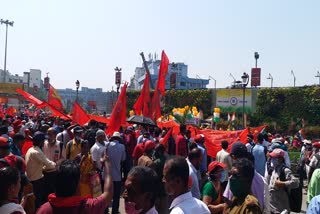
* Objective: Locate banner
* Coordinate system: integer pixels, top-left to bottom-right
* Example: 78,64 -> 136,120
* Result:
216,89 -> 252,113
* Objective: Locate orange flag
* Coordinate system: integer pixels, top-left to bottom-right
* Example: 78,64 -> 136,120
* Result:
133,72 -> 150,116
107,83 -> 128,135
48,84 -> 64,111
73,102 -> 90,126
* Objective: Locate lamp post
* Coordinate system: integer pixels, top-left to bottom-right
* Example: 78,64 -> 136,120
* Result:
209,76 -> 216,91
0,19 -> 14,82
241,72 -> 249,128
196,74 -> 203,89
267,73 -> 273,88
75,80 -> 80,102
115,67 -> 122,98
291,70 -> 296,87
254,52 -> 259,68
315,71 -> 320,85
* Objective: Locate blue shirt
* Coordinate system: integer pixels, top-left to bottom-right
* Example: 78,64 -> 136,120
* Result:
307,195 -> 320,214
197,143 -> 207,174
252,144 -> 266,176
9,138 -> 21,156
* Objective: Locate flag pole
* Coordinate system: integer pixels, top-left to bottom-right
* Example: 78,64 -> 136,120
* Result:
140,52 -> 154,89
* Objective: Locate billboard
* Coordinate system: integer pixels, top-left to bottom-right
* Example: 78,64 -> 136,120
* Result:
0,83 -> 22,95
216,89 -> 252,113
251,68 -> 261,87
115,71 -> 121,85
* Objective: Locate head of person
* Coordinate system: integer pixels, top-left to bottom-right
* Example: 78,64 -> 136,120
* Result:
269,148 -> 285,168
55,160 -> 80,197
96,129 -> 106,144
257,133 -> 264,144
39,124 -> 50,134
142,131 -> 150,140
73,126 -> 83,141
0,125 -> 8,136
110,131 -> 121,142
0,137 -> 10,158
208,161 -> 226,183
188,148 -> 203,170
247,134 -> 254,143
125,166 -> 159,212
126,126 -> 134,134
12,120 -> 22,133
163,157 -> 189,197
88,119 -> 97,128
47,127 -> 57,143
188,142 -> 198,151
229,158 -> 255,199
221,140 -> 229,150
33,131 -> 46,148
144,140 -> 155,157
0,166 -> 21,201
180,124 -> 186,135
230,142 -> 248,160
154,143 -> 165,159
185,130 -> 191,139
195,134 -> 205,144
81,140 -> 90,156
12,133 -> 25,149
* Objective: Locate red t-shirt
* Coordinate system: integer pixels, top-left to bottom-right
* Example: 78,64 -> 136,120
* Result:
36,195 -> 107,214
132,143 -> 144,162
175,134 -> 187,157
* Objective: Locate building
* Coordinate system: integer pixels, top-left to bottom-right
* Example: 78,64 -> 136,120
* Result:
128,53 -> 209,90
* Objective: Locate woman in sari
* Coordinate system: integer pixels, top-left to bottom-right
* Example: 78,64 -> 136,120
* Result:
78,140 -> 95,197
202,161 -> 227,214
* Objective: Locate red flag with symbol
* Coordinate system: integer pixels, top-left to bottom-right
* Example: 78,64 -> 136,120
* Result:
72,102 -> 90,126
107,83 -> 128,135
48,84 -> 64,111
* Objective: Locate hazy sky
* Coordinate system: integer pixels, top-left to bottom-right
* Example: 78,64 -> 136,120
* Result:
0,0 -> 319,91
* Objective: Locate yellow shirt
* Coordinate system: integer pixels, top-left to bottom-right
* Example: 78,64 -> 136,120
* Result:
66,139 -> 82,160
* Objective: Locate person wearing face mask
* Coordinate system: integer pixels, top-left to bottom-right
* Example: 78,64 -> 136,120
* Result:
202,161 -> 227,214
224,158 -> 262,214
268,148 -> 299,214
123,166 -> 159,214
65,126 -> 83,161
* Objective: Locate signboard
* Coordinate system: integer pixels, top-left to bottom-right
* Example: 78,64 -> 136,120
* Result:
186,117 -> 200,126
251,68 -> 261,87
44,77 -> 50,90
170,72 -> 177,89
115,71 -> 121,85
216,89 -> 252,113
0,83 -> 22,94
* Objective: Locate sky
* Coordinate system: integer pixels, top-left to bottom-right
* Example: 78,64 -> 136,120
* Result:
0,0 -> 319,91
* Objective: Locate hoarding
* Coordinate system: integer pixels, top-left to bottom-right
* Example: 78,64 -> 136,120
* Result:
216,89 -> 252,113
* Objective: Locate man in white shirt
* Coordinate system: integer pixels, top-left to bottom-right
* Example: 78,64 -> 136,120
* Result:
90,129 -> 107,173
186,148 -> 203,199
163,156 -> 210,214
216,140 -> 232,171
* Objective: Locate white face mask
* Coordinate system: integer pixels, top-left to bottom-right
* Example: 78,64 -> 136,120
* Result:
124,201 -> 143,214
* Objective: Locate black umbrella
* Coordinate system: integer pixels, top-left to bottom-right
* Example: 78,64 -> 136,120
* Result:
126,115 -> 157,127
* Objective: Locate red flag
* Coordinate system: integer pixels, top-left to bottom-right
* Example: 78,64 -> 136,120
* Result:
16,88 -> 45,107
72,102 -> 90,126
161,128 -> 173,150
133,72 -> 150,116
48,84 -> 64,111
5,106 -> 16,117
157,51 -> 169,96
150,89 -> 161,120
107,83 -> 128,135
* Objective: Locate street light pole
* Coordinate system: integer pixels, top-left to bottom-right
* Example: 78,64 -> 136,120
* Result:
241,72 -> 249,128
115,66 -> 122,98
315,71 -> 320,85
208,76 -> 216,91
267,73 -> 273,88
291,70 -> 296,87
254,52 -> 259,68
75,80 -> 80,102
0,19 -> 14,82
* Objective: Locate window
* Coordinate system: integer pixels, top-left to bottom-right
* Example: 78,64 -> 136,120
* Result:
180,82 -> 186,86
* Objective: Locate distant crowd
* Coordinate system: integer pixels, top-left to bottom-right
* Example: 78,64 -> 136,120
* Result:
1,114 -> 320,214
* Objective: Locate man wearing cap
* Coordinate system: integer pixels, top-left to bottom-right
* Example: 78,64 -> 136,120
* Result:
90,129 -> 107,175
66,126 -> 83,160
268,148 -> 299,213
25,131 -> 56,209
138,140 -> 155,168
223,142 -> 270,214
105,131 -> 126,214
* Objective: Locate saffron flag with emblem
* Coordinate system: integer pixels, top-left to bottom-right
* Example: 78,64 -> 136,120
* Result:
48,84 -> 64,111
133,72 -> 150,116
107,83 -> 128,135
72,102 -> 90,126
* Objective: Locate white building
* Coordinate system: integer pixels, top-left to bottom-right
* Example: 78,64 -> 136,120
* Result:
0,68 -> 42,89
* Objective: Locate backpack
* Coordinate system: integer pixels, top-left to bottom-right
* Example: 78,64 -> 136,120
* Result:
279,166 -> 302,213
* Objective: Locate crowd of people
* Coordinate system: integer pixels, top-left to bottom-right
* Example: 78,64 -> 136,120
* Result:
0,114 -> 320,214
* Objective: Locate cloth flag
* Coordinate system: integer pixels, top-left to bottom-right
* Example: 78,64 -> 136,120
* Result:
157,51 -> 169,96
5,106 -> 16,117
227,113 -> 231,122
160,128 -> 173,151
72,102 -> 90,126
133,72 -> 150,116
150,89 -> 161,121
16,88 -> 45,107
107,83 -> 128,135
48,84 -> 64,111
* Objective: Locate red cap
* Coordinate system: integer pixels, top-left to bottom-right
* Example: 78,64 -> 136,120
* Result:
208,161 -> 226,174
269,148 -> 285,158
0,137 -> 9,148
144,140 -> 155,152
312,142 -> 320,148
